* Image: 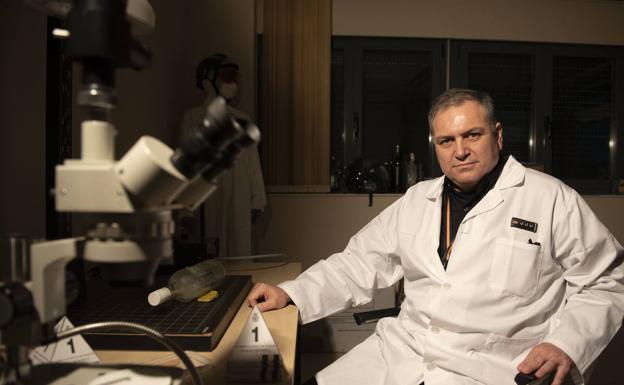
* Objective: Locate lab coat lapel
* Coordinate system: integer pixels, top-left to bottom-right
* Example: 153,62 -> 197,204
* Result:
425,176 -> 445,201
461,156 -> 525,224
461,189 -> 503,224
425,177 -> 446,275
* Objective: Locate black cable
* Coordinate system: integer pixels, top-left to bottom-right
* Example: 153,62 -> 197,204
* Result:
55,321 -> 203,385
226,262 -> 289,272
217,253 -> 286,261
217,254 -> 288,272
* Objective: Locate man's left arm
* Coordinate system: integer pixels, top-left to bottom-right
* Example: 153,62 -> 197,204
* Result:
519,191 -> 624,385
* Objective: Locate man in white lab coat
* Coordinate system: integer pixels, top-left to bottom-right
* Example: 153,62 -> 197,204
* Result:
247,89 -> 624,385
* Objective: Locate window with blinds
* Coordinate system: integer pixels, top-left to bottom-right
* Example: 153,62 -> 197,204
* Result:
467,52 -> 534,163
328,38 -> 623,194
551,56 -> 614,189
361,50 -> 433,174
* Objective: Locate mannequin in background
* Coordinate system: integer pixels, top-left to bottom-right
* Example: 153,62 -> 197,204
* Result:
179,54 -> 267,258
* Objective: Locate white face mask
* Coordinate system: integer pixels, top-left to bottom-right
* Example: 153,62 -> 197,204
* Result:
218,81 -> 238,101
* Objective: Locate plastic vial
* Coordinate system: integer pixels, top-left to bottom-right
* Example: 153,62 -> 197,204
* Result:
148,259 -> 226,306
406,152 -> 418,187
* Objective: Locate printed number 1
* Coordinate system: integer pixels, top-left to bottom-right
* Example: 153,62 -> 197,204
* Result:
252,326 -> 258,342
67,338 -> 75,354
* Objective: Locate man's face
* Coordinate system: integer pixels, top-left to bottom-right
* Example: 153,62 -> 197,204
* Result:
432,101 -> 503,191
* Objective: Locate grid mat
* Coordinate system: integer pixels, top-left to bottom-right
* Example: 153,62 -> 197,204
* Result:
67,275 -> 251,335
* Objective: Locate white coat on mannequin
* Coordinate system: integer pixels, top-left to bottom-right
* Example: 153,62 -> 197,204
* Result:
179,85 -> 266,257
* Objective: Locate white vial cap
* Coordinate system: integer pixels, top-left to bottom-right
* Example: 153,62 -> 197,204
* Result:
148,287 -> 173,306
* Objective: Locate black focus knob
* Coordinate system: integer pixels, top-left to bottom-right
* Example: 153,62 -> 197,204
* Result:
0,283 -> 36,330
0,285 -> 16,328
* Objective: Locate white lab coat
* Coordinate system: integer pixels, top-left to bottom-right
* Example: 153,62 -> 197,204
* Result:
279,156 -> 624,385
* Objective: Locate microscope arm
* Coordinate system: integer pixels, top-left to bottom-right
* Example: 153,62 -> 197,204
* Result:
30,238 -> 83,325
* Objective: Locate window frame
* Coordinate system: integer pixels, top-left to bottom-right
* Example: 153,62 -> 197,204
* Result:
545,44 -> 623,193
450,40 -> 624,194
332,36 -> 447,180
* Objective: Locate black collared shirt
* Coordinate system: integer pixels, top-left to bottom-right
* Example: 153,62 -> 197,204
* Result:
437,156 -> 507,268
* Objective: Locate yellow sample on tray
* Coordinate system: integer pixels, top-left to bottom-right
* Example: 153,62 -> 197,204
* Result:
197,290 -> 219,303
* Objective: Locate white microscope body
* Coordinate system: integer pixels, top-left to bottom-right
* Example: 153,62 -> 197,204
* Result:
24,0 -> 261,328
33,113 -> 233,325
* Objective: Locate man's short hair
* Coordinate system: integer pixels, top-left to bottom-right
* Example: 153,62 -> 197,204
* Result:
428,88 -> 497,134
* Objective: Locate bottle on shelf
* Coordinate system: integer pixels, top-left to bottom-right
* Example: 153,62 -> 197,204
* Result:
330,156 -> 338,192
148,258 -> 226,306
406,152 -> 418,188
392,144 -> 402,193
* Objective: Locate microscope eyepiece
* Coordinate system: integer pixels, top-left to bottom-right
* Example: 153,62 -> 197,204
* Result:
171,97 -> 250,178
200,120 -> 261,182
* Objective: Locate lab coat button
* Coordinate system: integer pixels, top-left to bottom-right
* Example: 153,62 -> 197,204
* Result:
426,363 -> 436,371
430,326 -> 440,334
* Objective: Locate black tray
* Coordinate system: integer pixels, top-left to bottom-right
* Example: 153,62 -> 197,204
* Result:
67,275 -> 252,351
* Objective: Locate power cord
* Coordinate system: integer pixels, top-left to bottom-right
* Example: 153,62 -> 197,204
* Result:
56,321 -> 203,385
217,254 -> 289,272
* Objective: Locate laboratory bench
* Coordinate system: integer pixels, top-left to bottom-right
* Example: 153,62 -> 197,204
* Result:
95,262 -> 301,385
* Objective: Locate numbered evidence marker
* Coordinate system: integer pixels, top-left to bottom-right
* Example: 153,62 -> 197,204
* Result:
29,316 -> 100,365
226,306 -> 284,383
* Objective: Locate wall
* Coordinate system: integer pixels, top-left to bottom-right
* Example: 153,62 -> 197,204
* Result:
0,1 -> 47,238
110,0 -> 189,154
256,194 -> 624,269
181,0 -> 257,121
256,194 -> 398,269
333,0 -> 624,46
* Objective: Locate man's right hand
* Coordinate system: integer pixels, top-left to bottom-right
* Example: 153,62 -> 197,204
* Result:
246,282 -> 292,312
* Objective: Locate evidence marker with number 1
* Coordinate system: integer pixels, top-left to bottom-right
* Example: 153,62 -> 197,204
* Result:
226,306 -> 284,383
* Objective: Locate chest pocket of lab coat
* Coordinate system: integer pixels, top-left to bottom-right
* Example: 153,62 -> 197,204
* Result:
488,238 -> 543,298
